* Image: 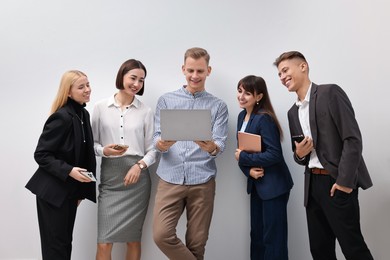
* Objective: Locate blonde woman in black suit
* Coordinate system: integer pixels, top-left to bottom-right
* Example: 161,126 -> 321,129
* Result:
26,70 -> 96,260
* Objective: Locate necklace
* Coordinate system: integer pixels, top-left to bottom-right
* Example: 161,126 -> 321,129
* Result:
75,112 -> 86,143
75,113 -> 83,124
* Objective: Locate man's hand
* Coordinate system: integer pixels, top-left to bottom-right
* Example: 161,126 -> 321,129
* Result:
157,140 -> 176,152
195,141 -> 218,154
330,183 -> 353,196
295,136 -> 314,159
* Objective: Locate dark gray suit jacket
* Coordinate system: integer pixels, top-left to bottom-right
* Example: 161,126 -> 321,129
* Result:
287,83 -> 372,206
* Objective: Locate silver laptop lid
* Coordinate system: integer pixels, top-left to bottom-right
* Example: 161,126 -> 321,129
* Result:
160,109 -> 212,141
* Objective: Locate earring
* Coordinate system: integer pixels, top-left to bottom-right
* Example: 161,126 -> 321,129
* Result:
256,101 -> 259,105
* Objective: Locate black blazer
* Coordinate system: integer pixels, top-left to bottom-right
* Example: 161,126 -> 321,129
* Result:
26,102 -> 96,208
237,110 -> 293,200
288,83 -> 373,206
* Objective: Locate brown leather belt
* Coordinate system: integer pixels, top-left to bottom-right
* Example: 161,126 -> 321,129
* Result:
311,168 -> 329,175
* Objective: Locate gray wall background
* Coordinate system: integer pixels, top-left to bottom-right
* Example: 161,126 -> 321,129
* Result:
1,0 -> 389,259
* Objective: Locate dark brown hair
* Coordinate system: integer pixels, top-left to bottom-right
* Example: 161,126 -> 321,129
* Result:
238,75 -> 283,140
273,51 -> 307,67
115,59 -> 146,95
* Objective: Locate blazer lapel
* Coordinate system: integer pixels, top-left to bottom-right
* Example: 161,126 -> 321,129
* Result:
309,83 -> 318,146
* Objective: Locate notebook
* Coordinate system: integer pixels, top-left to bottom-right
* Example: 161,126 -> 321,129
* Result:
237,131 -> 262,152
160,109 -> 212,141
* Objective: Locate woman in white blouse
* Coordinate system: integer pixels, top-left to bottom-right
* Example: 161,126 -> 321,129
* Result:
92,59 -> 157,260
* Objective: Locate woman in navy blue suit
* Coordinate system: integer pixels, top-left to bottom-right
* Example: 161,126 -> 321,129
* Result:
235,75 -> 293,260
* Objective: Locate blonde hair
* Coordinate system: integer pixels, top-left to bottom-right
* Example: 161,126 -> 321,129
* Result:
184,47 -> 210,65
50,70 -> 87,114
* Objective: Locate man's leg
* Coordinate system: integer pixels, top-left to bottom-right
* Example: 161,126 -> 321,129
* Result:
324,187 -> 373,260
185,178 -> 216,260
306,175 -> 337,260
153,178 -> 196,260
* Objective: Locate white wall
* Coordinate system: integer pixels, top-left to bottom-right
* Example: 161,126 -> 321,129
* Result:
1,0 -> 389,259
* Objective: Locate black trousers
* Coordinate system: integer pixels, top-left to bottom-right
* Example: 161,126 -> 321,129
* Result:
306,174 -> 373,260
36,197 -> 78,260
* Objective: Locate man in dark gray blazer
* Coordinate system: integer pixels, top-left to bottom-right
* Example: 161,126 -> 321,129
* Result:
274,51 -> 373,260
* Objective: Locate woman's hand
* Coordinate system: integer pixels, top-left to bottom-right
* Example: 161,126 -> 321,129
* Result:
69,167 -> 92,182
123,164 -> 141,186
249,167 -> 264,179
235,149 -> 242,161
103,144 -> 128,156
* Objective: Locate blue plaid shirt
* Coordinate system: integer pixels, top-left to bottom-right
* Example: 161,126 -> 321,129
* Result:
153,86 -> 229,185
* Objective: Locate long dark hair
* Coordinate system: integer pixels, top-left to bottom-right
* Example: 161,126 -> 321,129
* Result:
237,75 -> 283,140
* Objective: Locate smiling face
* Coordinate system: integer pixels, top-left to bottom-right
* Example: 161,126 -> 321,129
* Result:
277,58 -> 309,93
182,57 -> 211,94
237,85 -> 263,113
68,76 -> 91,104
121,68 -> 145,97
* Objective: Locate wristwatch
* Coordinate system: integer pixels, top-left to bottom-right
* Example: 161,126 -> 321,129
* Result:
137,162 -> 146,170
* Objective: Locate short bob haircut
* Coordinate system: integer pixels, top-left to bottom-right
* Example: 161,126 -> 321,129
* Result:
115,59 -> 147,96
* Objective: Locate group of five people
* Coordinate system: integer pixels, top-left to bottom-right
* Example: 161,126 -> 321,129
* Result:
26,47 -> 373,260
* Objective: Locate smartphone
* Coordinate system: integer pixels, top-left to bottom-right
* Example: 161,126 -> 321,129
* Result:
113,144 -> 129,150
291,134 -> 305,143
80,171 -> 97,182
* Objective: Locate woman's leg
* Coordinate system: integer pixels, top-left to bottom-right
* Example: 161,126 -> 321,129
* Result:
96,243 -> 113,260
126,242 -> 141,260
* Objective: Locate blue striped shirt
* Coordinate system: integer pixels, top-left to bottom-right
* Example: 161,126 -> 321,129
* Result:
153,86 -> 229,185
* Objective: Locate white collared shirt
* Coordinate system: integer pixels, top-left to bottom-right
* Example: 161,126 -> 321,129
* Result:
91,94 -> 157,167
296,83 -> 324,169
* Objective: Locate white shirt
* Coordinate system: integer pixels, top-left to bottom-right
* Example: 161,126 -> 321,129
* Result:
296,83 -> 324,169
92,94 -> 157,167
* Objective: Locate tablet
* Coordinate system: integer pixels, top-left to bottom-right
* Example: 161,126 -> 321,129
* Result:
238,131 -> 262,152
160,109 -> 212,141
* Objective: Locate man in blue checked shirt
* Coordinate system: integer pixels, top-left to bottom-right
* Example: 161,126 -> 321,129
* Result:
152,47 -> 229,260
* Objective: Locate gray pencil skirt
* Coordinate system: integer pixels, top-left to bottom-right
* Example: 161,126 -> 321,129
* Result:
97,155 -> 151,243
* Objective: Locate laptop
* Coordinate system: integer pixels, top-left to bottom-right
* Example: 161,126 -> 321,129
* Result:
160,109 -> 212,141
237,131 -> 262,152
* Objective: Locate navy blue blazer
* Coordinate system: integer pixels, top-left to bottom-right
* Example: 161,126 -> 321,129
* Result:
288,83 -> 372,206
237,110 -> 293,200
26,101 -> 96,208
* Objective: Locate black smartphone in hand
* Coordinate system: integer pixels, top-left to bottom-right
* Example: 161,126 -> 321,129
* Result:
291,135 -> 305,143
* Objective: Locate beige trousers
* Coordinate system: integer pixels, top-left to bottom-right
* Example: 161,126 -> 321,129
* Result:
153,178 -> 216,260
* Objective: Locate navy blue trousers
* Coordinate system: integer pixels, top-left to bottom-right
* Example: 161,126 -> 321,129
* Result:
250,188 -> 290,260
